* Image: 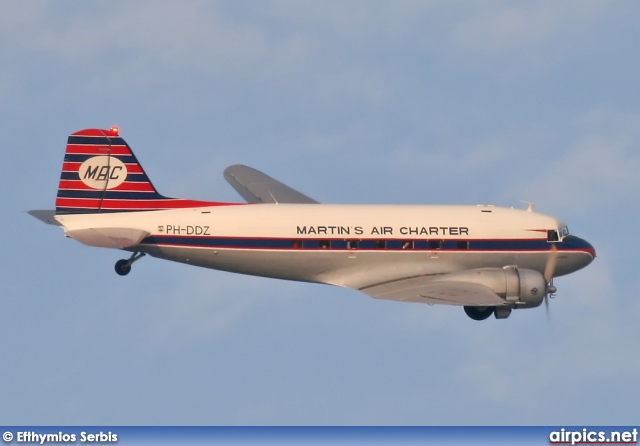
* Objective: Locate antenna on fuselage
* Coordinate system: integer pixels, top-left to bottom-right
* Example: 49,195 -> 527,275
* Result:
519,200 -> 535,212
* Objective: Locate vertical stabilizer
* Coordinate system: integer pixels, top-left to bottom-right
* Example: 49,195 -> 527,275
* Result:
55,128 -> 223,214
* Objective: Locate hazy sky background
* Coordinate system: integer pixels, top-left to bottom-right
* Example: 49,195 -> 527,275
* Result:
2,1 -> 639,425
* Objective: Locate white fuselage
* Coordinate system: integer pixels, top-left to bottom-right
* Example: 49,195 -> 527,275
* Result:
55,203 -> 594,292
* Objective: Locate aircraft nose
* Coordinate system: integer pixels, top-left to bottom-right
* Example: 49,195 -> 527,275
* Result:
562,235 -> 596,270
576,236 -> 596,260
585,238 -> 596,260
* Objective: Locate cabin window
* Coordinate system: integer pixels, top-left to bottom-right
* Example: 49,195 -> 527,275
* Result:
401,241 -> 414,249
291,240 -> 302,249
429,240 -> 442,250
374,240 -> 386,249
347,240 -> 359,249
414,240 -> 428,249
319,240 -> 330,249
456,241 -> 469,250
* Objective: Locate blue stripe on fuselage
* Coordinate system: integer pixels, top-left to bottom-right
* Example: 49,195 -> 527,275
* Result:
140,235 -> 592,252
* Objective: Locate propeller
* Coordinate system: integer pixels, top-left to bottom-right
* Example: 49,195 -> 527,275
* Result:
543,244 -> 558,315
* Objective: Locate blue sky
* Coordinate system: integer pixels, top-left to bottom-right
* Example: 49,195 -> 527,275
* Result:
2,1 -> 639,425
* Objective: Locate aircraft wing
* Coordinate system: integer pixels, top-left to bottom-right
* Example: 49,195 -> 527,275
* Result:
360,276 -> 506,306
224,164 -> 319,204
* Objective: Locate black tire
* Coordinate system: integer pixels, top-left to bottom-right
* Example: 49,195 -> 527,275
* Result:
114,259 -> 131,276
463,306 -> 494,321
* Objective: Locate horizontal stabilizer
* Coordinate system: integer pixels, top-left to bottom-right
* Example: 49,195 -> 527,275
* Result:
361,276 -> 506,306
224,165 -> 318,204
64,227 -> 149,249
28,210 -> 61,226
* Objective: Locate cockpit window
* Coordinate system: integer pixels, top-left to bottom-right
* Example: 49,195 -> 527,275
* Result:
548,226 -> 569,242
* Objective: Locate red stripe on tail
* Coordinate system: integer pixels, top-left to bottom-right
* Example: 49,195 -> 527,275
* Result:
55,128 -> 237,214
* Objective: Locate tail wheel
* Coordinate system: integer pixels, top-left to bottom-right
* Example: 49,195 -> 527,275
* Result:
463,306 -> 494,321
114,252 -> 146,276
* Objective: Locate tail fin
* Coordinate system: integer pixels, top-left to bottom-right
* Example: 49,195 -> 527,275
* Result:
56,128 -> 222,214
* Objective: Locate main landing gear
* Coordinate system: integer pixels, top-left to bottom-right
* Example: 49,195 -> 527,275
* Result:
114,252 -> 146,276
463,306 -> 495,321
463,305 -> 513,320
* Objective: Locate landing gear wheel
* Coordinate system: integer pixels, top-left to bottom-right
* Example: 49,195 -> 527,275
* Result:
115,259 -> 132,276
493,306 -> 512,319
114,251 -> 146,276
464,306 -> 494,321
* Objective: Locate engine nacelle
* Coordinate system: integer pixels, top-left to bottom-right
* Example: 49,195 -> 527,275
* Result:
436,267 -> 546,308
505,267 -> 547,308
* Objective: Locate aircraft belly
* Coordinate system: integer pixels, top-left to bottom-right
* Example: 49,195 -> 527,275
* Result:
134,246 -> 583,290
139,245 -> 332,283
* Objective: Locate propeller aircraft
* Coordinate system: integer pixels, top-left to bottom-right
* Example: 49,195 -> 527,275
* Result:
30,128 -> 596,321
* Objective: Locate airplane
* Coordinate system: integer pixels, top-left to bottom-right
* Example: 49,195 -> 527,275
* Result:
30,127 -> 596,321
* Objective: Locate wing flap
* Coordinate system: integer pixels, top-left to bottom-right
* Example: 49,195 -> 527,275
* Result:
224,164 -> 318,204
65,227 -> 149,249
361,276 -> 506,306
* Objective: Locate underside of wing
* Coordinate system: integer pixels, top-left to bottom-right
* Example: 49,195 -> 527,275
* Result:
224,164 -> 319,204
360,276 -> 507,306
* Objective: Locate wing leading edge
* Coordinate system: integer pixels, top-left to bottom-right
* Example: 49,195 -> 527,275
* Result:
224,165 -> 318,204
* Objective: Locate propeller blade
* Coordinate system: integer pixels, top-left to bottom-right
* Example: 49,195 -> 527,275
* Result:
545,295 -> 549,317
544,244 -> 558,284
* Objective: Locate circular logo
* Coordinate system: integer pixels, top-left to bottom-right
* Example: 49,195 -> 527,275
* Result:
3,431 -> 13,442
531,288 -> 539,296
79,156 -> 128,190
